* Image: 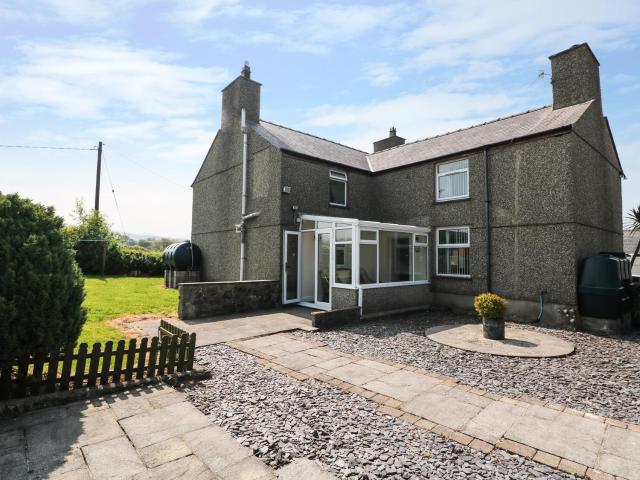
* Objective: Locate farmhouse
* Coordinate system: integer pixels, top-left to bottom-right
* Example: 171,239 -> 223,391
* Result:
191,43 -> 624,328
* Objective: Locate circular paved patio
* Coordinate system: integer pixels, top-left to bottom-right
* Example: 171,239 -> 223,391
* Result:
425,323 -> 575,357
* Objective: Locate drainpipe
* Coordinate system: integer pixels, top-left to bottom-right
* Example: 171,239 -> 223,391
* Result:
240,108 -> 248,281
484,147 -> 492,292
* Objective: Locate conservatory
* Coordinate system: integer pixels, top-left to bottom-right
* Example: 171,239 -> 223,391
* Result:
282,214 -> 431,311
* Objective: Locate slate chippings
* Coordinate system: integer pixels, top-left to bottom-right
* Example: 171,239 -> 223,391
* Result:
293,311 -> 640,425
184,344 -> 575,480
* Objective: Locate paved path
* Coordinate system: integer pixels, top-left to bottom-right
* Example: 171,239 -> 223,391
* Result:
0,384 -> 334,480
131,308 -> 316,347
230,333 -> 640,480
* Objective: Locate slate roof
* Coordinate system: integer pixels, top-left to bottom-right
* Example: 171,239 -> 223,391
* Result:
256,100 -> 594,173
256,121 -> 370,171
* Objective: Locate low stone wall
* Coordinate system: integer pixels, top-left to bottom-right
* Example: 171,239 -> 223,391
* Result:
311,307 -> 361,329
179,280 -> 280,320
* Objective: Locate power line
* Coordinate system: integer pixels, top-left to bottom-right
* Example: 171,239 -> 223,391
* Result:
0,144 -> 97,151
102,152 -> 127,236
104,145 -> 190,190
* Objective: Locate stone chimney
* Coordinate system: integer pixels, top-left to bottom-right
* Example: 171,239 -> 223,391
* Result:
221,62 -> 261,131
549,43 -> 601,111
373,127 -> 405,152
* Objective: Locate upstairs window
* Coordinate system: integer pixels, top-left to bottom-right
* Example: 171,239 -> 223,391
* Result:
436,159 -> 469,201
436,227 -> 470,277
329,170 -> 347,207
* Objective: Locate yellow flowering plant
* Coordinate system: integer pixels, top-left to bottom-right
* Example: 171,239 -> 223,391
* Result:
474,293 -> 507,319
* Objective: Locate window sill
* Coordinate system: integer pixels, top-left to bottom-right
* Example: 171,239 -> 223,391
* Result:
434,196 -> 470,205
329,203 -> 348,208
435,275 -> 472,280
359,280 -> 431,289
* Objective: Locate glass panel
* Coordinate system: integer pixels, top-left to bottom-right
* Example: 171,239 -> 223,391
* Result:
415,234 -> 428,244
439,228 -> 469,245
414,245 -> 428,281
285,234 -> 298,301
336,222 -> 352,228
379,231 -> 412,283
334,243 -> 352,284
330,179 -> 346,205
316,221 -> 332,229
301,231 -> 315,302
438,247 -> 470,276
317,232 -> 331,303
438,170 -> 468,199
359,243 -> 377,284
335,228 -> 352,242
301,220 -> 315,230
330,170 -> 347,181
360,230 -> 376,241
437,159 -> 468,174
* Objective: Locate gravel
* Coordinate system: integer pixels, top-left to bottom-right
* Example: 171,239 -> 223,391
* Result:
292,311 -> 640,424
184,344 -> 575,480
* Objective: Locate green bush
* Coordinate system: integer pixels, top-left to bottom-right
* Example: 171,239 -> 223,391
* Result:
474,293 -> 507,319
0,192 -> 86,363
65,203 -> 164,276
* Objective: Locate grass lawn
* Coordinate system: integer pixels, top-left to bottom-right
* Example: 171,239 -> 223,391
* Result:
79,276 -> 178,346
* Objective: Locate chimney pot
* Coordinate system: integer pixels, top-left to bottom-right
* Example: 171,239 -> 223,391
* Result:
373,127 -> 405,152
241,61 -> 251,79
389,126 -> 396,137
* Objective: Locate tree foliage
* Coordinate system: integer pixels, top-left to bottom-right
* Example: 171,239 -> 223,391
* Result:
65,201 -> 164,276
625,205 -> 640,268
0,192 -> 86,363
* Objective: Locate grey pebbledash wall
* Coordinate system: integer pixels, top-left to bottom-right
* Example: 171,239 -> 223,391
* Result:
178,280 -> 280,320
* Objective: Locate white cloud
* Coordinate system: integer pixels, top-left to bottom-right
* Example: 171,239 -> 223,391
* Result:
364,63 -> 401,87
0,40 -> 229,118
171,0 -> 240,24
173,2 -> 407,54
305,87 -> 521,151
402,0 -> 640,68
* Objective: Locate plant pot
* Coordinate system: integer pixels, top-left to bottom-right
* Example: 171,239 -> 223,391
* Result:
482,317 -> 505,340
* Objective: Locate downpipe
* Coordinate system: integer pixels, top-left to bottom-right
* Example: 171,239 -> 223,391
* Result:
240,108 -> 248,281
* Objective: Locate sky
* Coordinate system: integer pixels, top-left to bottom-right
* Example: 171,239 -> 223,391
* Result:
1,0 -> 639,238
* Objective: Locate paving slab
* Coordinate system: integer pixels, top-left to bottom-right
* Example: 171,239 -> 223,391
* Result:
131,308 -> 316,347
462,399 -> 528,443
134,455 -> 216,480
401,391 -> 485,430
272,351 -> 324,371
505,407 -> 606,467
354,358 -> 398,374
324,362 -> 388,386
277,458 -> 336,479
362,370 -> 441,402
183,425 -> 253,473
312,356 -> 353,370
218,454 -> 276,480
138,437 -> 193,468
596,426 -> 640,480
120,401 -> 211,449
83,436 -> 146,480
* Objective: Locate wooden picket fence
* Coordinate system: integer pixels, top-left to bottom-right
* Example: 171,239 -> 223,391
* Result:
158,319 -> 188,340
0,332 -> 196,400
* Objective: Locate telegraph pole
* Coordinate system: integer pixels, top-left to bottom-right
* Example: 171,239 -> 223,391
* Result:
94,141 -> 103,211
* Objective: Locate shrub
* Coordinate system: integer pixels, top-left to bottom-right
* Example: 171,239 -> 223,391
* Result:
474,293 -> 507,319
0,192 -> 86,364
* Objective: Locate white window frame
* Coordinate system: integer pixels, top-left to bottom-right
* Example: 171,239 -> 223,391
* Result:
436,159 -> 469,202
333,225 -> 355,287
329,170 -> 348,207
412,233 -> 429,282
358,229 -> 378,286
435,226 -> 471,278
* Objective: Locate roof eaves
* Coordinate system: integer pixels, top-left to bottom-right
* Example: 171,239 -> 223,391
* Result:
280,148 -> 372,173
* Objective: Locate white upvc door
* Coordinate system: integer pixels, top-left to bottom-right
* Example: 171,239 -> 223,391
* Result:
283,231 -> 301,304
314,228 -> 332,309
